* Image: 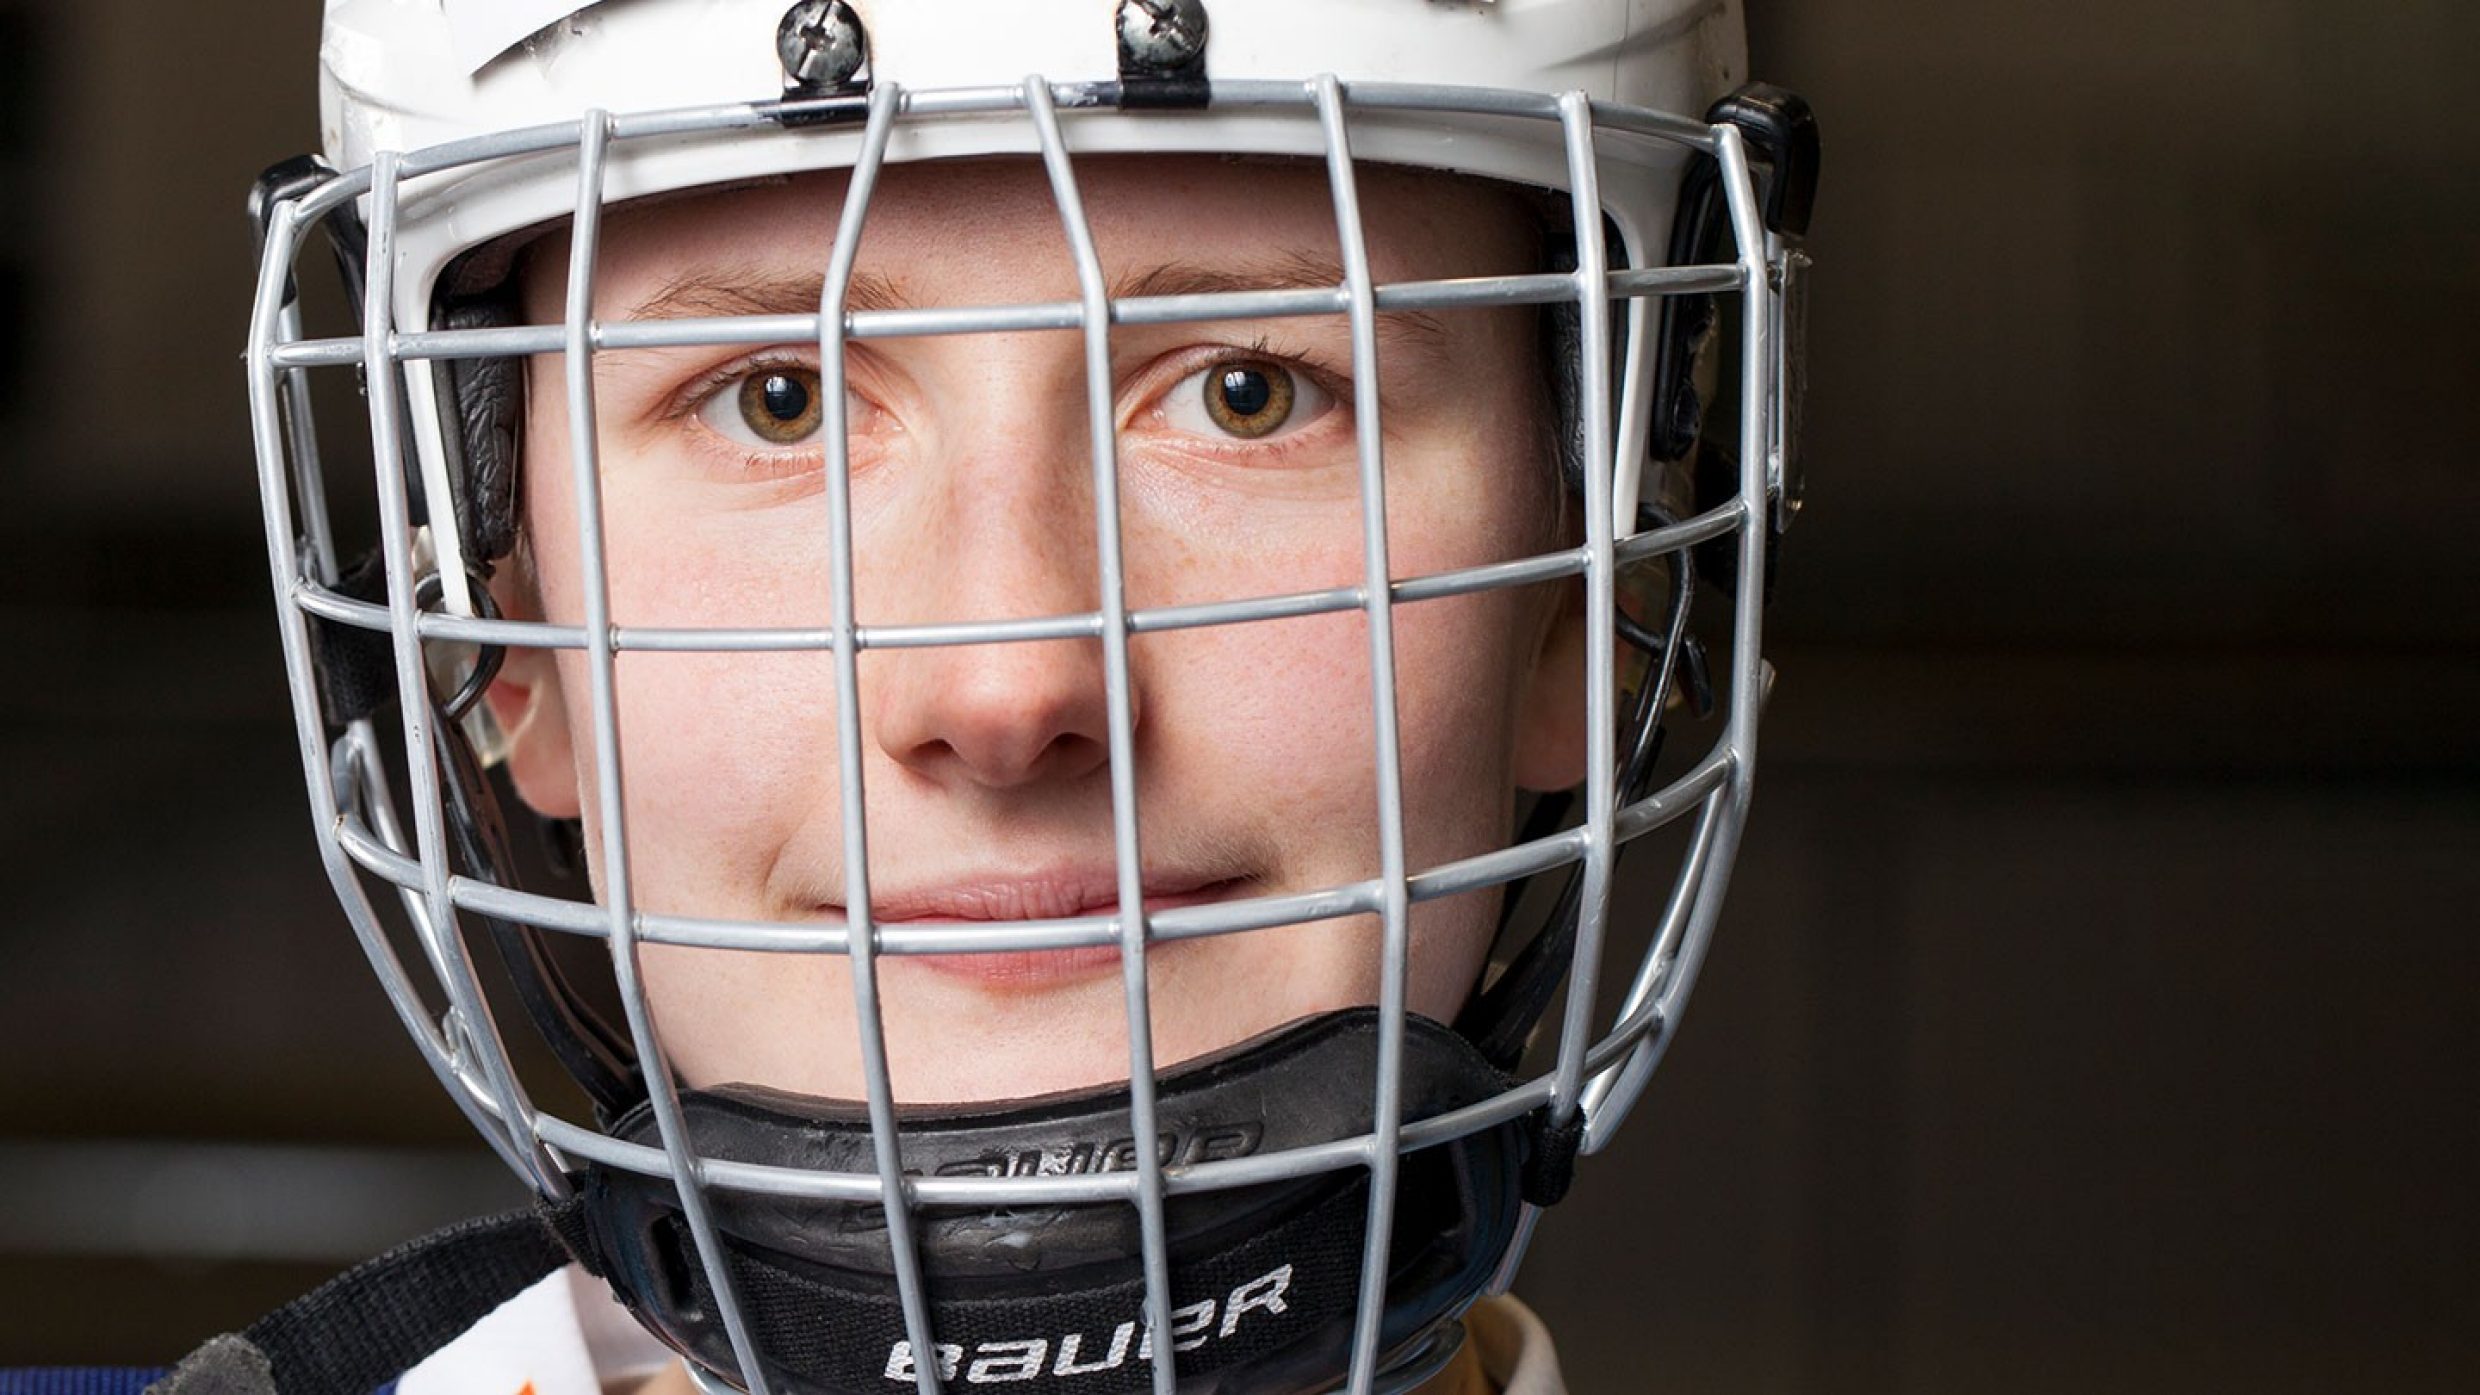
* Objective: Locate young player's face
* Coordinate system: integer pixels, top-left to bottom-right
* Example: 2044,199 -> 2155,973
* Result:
495,156 -> 1588,1103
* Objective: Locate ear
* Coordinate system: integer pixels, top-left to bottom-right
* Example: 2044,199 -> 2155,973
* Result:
1512,584 -> 1590,792
481,575 -> 583,820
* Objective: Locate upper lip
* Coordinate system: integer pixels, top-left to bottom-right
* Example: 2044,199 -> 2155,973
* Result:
847,868 -> 1236,923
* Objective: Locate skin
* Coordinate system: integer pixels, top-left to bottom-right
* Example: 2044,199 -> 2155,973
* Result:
489,155 -> 1589,1110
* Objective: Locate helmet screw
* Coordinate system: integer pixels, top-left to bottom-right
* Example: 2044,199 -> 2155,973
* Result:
1117,0 -> 1209,73
777,0 -> 869,92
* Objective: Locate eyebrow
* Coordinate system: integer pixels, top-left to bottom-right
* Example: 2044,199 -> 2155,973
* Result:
620,256 -> 1452,351
624,267 -> 906,321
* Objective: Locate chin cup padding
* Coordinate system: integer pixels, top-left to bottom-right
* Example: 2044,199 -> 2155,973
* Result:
566,1010 -> 1528,1394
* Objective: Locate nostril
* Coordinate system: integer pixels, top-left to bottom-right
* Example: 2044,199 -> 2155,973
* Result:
1043,731 -> 1109,776
877,647 -> 1122,790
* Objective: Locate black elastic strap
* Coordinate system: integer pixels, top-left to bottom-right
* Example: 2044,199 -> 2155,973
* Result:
1454,504 -> 1703,1073
1520,1110 -> 1587,1209
149,1210 -> 573,1395
307,550 -> 398,726
436,720 -> 644,1119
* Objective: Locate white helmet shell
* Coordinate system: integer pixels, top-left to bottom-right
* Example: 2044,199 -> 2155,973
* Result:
318,0 -> 1746,329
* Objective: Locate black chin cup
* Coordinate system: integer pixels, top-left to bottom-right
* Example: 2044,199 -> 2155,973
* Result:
565,1010 -> 1526,1394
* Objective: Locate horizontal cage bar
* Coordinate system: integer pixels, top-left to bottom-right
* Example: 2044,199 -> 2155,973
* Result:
329,740 -> 1728,951
522,976 -> 1672,1205
288,500 -> 1743,650
265,262 -> 1745,370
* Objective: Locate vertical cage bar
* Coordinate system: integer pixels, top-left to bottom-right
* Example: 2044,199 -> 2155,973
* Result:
272,296 -> 341,585
1021,75 -> 1180,1395
247,201 -> 537,1184
357,732 -> 470,994
815,84 -> 950,1395
1577,790 -> 1724,1146
247,196 -> 345,882
1619,123 -> 1773,1085
1310,74 -> 1416,1395
1543,93 -> 1621,1129
559,110 -> 778,1394
359,150 -> 567,1196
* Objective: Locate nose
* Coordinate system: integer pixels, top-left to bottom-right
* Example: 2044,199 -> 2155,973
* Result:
876,631 -> 1119,790
869,404 -> 1128,792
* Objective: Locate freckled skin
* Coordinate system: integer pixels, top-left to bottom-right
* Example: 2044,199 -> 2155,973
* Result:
493,156 -> 1586,1104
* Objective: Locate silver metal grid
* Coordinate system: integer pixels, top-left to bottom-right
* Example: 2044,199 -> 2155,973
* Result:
245,74 -> 1787,1395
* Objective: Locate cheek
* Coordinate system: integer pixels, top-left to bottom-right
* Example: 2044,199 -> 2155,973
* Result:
569,649 -> 838,915
1150,609 -> 1367,774
1125,402 -> 1555,874
1393,591 -> 1533,794
1141,581 -> 1537,871
529,458 -> 847,917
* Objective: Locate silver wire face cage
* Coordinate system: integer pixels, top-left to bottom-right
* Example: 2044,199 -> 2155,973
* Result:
246,73 -> 1806,1395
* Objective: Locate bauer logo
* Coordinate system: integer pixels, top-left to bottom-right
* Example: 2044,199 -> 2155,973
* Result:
835,1123 -> 1267,1236
928,1122 -> 1266,1179
883,1263 -> 1293,1384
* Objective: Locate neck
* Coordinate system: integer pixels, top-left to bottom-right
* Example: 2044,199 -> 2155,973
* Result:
1414,1329 -> 1497,1395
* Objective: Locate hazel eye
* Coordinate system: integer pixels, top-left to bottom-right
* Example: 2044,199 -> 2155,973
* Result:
1160,356 -> 1331,444
736,369 -> 823,445
696,365 -> 830,450
1204,360 -> 1295,438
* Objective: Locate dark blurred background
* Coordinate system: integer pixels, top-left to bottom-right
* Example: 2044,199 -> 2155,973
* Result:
3,0 -> 2474,1388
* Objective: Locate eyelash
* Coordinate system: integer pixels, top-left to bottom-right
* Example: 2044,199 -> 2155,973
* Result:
662,350 -> 819,428
1152,337 -> 1350,403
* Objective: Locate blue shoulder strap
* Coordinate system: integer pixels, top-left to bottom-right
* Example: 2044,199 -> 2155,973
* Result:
0,1373 -> 167,1395
0,1372 -> 394,1395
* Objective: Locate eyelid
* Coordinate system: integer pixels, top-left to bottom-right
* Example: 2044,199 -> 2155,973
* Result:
659,346 -> 823,426
657,338 -> 1349,456
1119,338 -> 1351,432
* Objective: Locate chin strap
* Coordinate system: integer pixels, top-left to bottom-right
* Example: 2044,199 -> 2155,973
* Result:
1452,505 -> 1708,1075
433,713 -> 644,1120
147,1209 -> 577,1395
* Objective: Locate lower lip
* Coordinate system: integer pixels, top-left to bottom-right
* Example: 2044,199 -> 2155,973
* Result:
886,884 -> 1236,991
907,944 -> 1137,990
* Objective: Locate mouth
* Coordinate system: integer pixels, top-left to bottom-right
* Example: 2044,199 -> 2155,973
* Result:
829,869 -> 1247,992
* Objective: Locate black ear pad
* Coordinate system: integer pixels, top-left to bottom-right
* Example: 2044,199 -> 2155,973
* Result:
566,1011 -> 1528,1394
1535,214 -> 1647,510
434,292 -> 526,568
1649,151 -> 1725,475
1660,82 -> 1825,602
1538,227 -> 1589,502
1648,147 -> 1770,608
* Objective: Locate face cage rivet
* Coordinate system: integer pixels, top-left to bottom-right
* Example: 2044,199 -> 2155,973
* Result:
776,0 -> 868,92
1117,0 -> 1210,72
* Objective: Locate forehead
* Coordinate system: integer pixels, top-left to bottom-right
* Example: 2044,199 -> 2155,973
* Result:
545,155 -> 1542,313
